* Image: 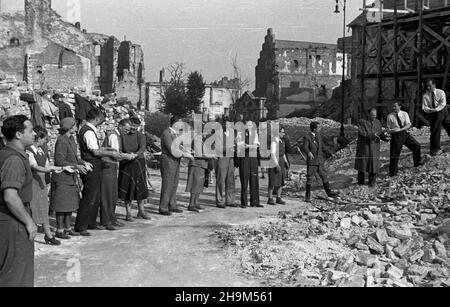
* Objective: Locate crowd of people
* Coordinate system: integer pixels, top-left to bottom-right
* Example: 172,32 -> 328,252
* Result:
0,78 -> 449,287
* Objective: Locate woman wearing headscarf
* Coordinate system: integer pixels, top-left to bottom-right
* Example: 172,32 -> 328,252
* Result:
51,118 -> 92,239
118,117 -> 150,221
26,126 -> 74,245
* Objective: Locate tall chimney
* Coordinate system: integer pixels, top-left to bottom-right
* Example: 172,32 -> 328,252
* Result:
25,0 -> 52,38
159,69 -> 165,83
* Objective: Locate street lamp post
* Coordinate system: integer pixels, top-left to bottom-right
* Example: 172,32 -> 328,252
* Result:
334,0 -> 347,137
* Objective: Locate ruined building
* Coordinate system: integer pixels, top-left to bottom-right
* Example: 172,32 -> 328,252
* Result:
254,28 -> 350,118
347,1 -> 450,126
116,41 -> 145,108
145,71 -> 238,117
0,0 -> 145,106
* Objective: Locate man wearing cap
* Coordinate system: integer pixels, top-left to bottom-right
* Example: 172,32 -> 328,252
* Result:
0,115 -> 37,287
75,109 -> 122,235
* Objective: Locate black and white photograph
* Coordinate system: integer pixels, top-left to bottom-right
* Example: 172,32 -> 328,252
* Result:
0,0 -> 450,292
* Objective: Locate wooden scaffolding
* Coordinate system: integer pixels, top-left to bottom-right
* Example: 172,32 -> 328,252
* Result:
358,0 -> 450,126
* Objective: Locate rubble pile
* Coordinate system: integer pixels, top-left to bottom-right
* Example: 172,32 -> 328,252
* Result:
0,74 -> 31,119
280,117 -> 359,145
217,129 -> 450,287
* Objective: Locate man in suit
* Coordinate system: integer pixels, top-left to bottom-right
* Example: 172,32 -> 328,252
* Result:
302,122 -> 339,202
159,116 -> 194,216
237,120 -> 262,208
422,79 -> 450,156
387,102 -> 423,177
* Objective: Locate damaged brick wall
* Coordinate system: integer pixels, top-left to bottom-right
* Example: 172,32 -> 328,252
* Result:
116,41 -> 145,107
0,0 -> 142,97
255,28 -> 349,118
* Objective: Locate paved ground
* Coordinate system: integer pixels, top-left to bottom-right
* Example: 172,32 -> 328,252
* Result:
35,166 -> 306,287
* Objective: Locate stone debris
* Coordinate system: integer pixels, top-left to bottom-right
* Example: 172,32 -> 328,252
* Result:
217,126 -> 450,287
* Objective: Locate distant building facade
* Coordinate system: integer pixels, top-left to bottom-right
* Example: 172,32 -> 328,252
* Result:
255,28 -> 350,118
145,76 -> 238,117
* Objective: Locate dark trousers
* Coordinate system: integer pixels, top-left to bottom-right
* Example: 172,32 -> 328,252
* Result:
100,163 -> 118,226
306,164 -> 329,185
429,108 -> 450,155
0,208 -> 34,287
75,172 -> 101,232
238,157 -> 260,207
358,172 -> 377,186
390,132 -> 422,177
159,155 -> 180,213
216,158 -> 235,206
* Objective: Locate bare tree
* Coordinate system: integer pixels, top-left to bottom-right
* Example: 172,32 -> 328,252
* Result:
166,62 -> 188,86
231,53 -> 251,101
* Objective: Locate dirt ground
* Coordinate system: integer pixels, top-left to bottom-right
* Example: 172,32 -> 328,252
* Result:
34,167 -> 308,287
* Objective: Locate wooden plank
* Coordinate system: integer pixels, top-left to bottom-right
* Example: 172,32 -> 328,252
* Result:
417,0 -> 424,128
394,0 -> 400,99
422,24 -> 450,49
442,47 -> 450,91
361,20 -> 367,119
378,20 -> 383,105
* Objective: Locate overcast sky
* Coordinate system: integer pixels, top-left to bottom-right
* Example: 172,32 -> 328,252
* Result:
3,0 -> 363,86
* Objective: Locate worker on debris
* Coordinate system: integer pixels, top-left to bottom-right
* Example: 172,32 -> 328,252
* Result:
422,79 -> 450,156
302,121 -> 339,202
355,108 -> 389,187
387,102 -> 423,177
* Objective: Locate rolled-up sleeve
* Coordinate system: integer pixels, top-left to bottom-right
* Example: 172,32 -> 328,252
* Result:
83,131 -> 99,150
26,150 -> 38,167
0,156 -> 26,191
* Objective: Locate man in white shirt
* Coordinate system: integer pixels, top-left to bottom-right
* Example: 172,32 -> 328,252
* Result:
422,79 -> 450,156
100,119 -> 135,228
387,102 -> 423,177
75,109 -> 122,236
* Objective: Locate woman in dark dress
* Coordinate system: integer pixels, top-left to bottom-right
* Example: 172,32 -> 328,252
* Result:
118,117 -> 150,221
268,126 -> 289,206
52,118 -> 91,239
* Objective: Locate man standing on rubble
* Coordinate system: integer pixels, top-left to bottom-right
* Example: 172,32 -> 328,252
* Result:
302,122 -> 339,202
355,108 -> 388,187
422,79 -> 450,156
387,102 -> 423,177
